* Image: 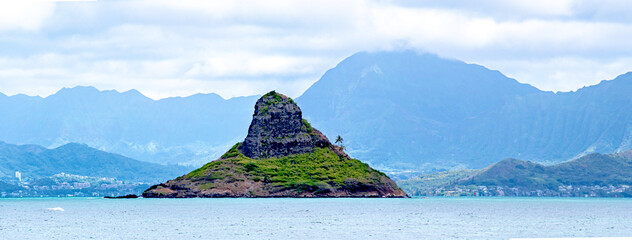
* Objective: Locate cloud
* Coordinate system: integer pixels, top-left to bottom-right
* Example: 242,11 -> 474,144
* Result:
1,0 -> 632,99
390,0 -> 577,19
0,1 -> 55,31
369,4 -> 632,91
371,5 -> 632,56
183,53 -> 327,78
478,57 -> 632,92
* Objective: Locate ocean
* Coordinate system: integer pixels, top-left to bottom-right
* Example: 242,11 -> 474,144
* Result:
1,197 -> 631,239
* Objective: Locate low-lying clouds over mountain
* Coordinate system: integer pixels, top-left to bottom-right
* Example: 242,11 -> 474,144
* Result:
2,1 -> 632,99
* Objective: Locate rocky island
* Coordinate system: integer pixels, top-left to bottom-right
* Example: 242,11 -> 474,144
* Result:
143,91 -> 407,198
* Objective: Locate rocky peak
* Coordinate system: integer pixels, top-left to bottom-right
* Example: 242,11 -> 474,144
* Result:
239,91 -> 330,159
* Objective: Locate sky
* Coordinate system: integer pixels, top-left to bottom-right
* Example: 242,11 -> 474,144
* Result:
1,0 -> 632,99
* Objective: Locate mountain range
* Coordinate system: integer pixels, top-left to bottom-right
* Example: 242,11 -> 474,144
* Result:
0,88 -> 258,166
1,50 -> 632,174
0,141 -> 190,183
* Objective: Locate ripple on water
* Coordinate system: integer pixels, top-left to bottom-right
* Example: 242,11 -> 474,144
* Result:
0,197 -> 631,239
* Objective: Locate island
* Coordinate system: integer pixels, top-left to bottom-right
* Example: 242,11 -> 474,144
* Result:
143,91 -> 407,198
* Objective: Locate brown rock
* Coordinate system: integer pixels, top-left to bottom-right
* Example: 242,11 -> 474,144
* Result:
239,91 -> 330,159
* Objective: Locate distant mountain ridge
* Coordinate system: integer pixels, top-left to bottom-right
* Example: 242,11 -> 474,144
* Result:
2,50 -> 632,173
0,87 -> 258,166
463,150 -> 632,188
0,141 -> 190,182
397,150 -> 632,197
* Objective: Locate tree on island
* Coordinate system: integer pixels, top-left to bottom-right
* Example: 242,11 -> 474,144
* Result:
335,135 -> 345,151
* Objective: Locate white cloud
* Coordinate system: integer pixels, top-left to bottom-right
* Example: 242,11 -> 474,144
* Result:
386,0 -> 577,19
1,0 -> 632,99
478,57 -> 632,92
0,1 -> 55,31
368,4 -> 632,91
183,53 -> 327,78
503,0 -> 575,17
371,5 -> 632,55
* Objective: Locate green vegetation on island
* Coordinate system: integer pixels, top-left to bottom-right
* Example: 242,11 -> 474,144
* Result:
182,143 -> 389,194
144,91 -> 406,198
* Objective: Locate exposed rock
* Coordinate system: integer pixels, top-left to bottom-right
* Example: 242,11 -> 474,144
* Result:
104,194 -> 138,199
239,91 -> 329,159
143,91 -> 407,198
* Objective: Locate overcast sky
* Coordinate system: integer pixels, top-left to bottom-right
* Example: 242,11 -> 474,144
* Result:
1,0 -> 632,99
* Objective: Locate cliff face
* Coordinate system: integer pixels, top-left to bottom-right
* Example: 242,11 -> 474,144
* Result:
239,92 -> 330,159
143,91 -> 407,198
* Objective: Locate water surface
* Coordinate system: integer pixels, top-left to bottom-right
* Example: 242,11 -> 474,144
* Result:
1,197 -> 630,239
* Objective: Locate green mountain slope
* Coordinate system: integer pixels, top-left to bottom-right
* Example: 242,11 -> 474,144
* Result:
0,141 -> 191,182
400,150 -> 632,197
462,151 -> 632,188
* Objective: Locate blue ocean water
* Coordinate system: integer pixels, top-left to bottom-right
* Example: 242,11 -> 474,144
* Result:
1,197 -> 631,239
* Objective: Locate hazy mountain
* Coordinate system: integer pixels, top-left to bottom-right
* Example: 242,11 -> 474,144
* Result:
0,87 -> 258,166
2,50 -> 632,174
0,141 -> 190,182
297,51 -> 632,172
